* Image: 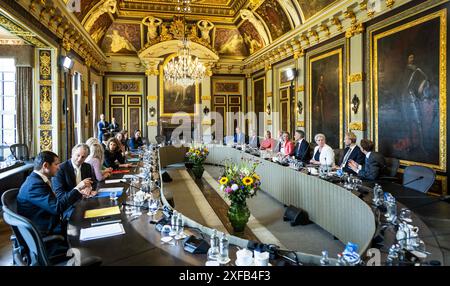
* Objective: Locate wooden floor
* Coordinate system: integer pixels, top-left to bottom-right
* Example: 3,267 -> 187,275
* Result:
0,216 -> 13,266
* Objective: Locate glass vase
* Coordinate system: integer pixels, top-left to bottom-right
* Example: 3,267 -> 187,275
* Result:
192,162 -> 204,179
227,200 -> 250,233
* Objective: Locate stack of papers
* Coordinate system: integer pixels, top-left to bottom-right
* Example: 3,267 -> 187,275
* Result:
80,223 -> 125,241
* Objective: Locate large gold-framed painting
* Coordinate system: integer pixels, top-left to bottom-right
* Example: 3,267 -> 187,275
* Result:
371,9 -> 447,171
308,48 -> 343,149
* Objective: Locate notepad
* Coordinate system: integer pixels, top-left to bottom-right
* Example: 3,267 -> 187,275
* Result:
105,179 -> 126,184
123,174 -> 136,179
84,206 -> 121,219
80,223 -> 125,241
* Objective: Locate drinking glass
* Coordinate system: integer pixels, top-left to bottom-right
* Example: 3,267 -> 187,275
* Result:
160,225 -> 174,245
109,191 -> 117,201
147,197 -> 160,216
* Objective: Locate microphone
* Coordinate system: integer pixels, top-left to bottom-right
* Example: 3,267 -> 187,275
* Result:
403,176 -> 424,187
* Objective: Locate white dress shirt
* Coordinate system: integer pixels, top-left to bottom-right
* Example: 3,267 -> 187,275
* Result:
33,170 -> 52,189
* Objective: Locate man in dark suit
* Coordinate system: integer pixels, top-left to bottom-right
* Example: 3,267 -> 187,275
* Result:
17,151 -> 88,237
233,127 -> 247,145
349,139 -> 386,181
293,130 -> 310,164
108,117 -> 120,135
338,132 -> 365,175
248,129 -> 259,148
52,144 -> 96,219
97,114 -> 108,141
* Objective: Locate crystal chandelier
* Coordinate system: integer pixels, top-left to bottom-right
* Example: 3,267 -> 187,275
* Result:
164,0 -> 205,88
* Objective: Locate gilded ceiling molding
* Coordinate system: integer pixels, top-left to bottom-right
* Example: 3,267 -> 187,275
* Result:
320,24 -> 331,37
346,22 -> 365,38
83,0 -> 117,33
386,0 -> 396,9
0,14 -> 47,48
332,16 -> 343,32
300,34 -> 310,46
344,10 -> 357,25
308,30 -> 319,43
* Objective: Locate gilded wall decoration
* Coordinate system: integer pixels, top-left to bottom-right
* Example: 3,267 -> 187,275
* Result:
101,23 -> 141,54
39,51 -> 51,80
238,20 -> 264,54
40,130 -> 52,151
371,10 -> 446,171
39,86 -> 52,125
255,0 -> 291,40
112,81 -> 140,92
308,48 -> 343,149
296,0 -> 336,20
214,82 -> 241,94
89,13 -> 112,44
214,27 -> 248,57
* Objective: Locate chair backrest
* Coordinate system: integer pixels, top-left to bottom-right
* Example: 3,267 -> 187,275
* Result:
384,157 -> 400,177
333,148 -> 345,165
1,189 -> 52,266
402,165 -> 436,193
155,135 -> 165,144
10,144 -> 29,161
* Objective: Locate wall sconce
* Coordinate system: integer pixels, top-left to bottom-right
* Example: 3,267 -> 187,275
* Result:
266,103 -> 271,115
203,106 -> 210,115
297,100 -> 303,115
351,94 -> 360,114
149,106 -> 156,117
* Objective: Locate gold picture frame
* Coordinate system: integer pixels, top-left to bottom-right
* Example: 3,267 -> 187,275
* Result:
213,80 -> 241,95
110,96 -> 124,106
370,9 -> 447,171
308,48 -> 343,148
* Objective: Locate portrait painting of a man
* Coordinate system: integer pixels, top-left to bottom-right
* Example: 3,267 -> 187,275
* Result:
309,48 -> 342,149
373,11 -> 446,169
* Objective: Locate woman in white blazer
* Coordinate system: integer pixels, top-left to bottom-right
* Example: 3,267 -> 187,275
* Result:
310,133 -> 335,166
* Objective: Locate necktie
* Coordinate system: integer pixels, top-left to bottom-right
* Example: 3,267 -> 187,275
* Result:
341,148 -> 352,167
75,166 -> 82,185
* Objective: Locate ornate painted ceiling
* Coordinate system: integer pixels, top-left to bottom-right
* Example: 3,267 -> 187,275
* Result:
62,0 -> 337,59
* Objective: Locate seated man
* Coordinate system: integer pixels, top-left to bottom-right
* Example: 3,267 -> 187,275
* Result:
338,132 -> 365,175
234,127 -> 247,145
52,144 -> 97,219
17,151 -> 89,237
247,130 -> 259,148
128,129 -> 144,150
293,130 -> 310,164
348,139 -> 386,181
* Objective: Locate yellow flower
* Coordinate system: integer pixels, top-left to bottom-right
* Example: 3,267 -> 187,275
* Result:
189,148 -> 194,153
242,176 -> 253,186
195,150 -> 200,155
219,177 -> 228,185
253,174 -> 260,181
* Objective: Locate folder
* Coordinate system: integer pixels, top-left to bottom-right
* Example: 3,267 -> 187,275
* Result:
84,206 -> 121,219
80,223 -> 125,241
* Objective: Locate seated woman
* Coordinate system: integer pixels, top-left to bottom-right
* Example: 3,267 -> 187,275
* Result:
310,133 -> 335,166
128,129 -> 144,150
260,130 -> 275,151
104,138 -> 133,169
277,131 -> 294,157
115,131 -> 129,155
86,143 -> 113,181
86,137 -> 100,148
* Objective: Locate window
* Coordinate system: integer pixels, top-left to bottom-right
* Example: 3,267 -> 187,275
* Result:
0,58 -> 16,147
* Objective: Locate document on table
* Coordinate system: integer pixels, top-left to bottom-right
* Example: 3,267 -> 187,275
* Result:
84,206 -> 121,219
104,179 -> 126,184
97,187 -> 123,193
80,223 -> 125,241
122,174 -> 136,179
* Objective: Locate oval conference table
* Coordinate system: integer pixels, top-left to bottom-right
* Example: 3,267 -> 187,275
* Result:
67,145 -> 445,266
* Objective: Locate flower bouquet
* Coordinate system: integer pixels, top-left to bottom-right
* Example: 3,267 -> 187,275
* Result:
218,158 -> 261,232
185,144 -> 209,179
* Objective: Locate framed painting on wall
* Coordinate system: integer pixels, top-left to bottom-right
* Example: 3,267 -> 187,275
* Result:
308,48 -> 343,149
371,9 -> 447,171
